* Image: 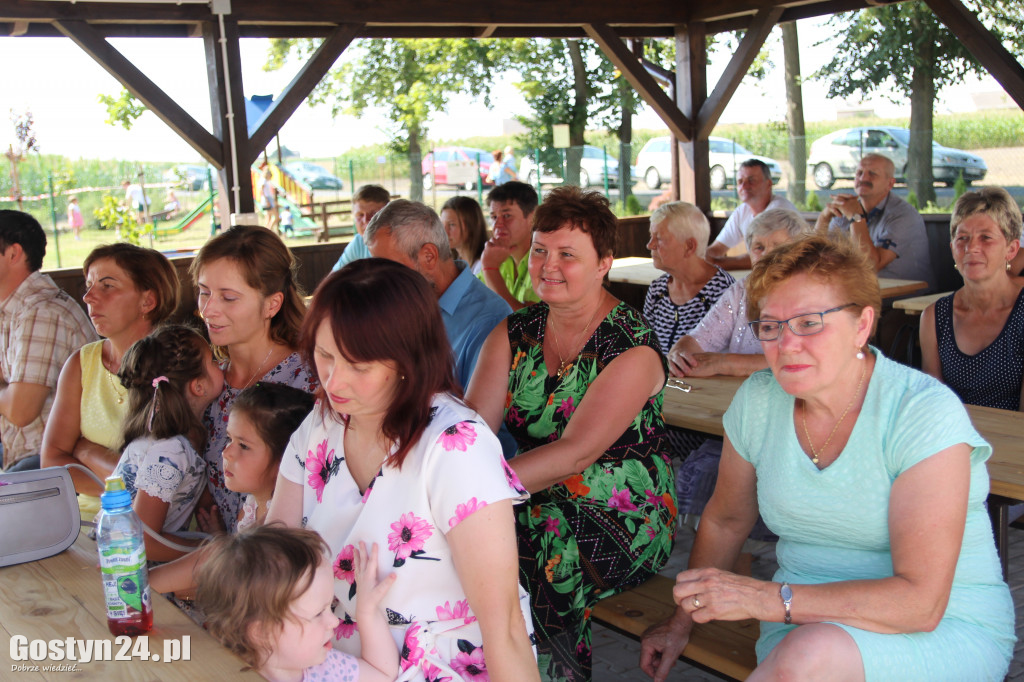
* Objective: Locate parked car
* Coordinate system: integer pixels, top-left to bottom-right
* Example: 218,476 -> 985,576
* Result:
636,136 -> 783,191
422,147 -> 494,191
283,162 -> 344,190
519,145 -> 637,188
806,126 -> 988,189
163,164 -> 209,191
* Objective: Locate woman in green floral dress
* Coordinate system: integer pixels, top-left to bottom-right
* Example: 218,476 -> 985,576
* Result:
469,186 -> 676,682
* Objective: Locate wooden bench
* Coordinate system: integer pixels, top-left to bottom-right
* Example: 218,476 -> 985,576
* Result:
592,575 -> 758,681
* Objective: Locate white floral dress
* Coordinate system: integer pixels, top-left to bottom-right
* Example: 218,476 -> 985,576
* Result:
280,393 -> 533,682
113,435 -> 206,532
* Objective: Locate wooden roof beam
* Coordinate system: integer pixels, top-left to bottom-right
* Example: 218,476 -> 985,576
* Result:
52,19 -> 221,165
923,0 -> 1024,110
696,5 -> 784,139
584,22 -> 693,141
247,22 -> 361,162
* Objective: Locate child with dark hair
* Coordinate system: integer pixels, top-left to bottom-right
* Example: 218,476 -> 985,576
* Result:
112,325 -> 223,562
197,526 -> 397,682
149,382 -> 316,597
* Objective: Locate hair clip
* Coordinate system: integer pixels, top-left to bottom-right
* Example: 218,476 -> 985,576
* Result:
147,376 -> 169,431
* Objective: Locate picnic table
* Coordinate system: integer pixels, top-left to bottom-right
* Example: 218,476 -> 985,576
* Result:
662,374 -> 1024,578
608,258 -> 928,300
0,529 -> 259,680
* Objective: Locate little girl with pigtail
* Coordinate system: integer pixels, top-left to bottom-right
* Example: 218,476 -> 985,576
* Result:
112,324 -> 224,562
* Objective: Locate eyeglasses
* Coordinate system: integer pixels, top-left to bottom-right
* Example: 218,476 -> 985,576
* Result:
748,304 -> 856,341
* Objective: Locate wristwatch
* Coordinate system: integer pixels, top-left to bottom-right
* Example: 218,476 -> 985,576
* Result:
849,212 -> 865,223
780,582 -> 793,624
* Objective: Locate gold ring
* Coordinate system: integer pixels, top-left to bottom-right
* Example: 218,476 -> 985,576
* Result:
692,596 -> 701,609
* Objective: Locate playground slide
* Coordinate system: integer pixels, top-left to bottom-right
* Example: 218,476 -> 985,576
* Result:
277,195 -> 319,235
155,194 -> 215,237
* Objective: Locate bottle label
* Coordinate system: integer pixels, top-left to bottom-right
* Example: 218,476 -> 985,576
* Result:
99,545 -> 151,619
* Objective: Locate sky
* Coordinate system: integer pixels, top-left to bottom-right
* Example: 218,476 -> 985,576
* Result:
0,19 -> 1007,163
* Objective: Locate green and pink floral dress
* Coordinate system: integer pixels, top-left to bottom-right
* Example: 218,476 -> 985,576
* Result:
505,301 -> 676,682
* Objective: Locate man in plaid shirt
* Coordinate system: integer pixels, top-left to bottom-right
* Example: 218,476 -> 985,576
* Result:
0,210 -> 95,471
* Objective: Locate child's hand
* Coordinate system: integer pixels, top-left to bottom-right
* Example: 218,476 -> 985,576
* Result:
354,542 -> 396,613
197,505 -> 225,534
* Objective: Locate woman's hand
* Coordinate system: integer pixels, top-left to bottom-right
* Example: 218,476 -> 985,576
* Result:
672,567 -> 777,624
196,505 -> 225,534
639,609 -> 694,682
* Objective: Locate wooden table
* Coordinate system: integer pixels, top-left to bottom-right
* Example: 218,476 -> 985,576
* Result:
663,374 -> 1024,577
893,291 -> 950,316
609,258 -> 928,300
0,530 -> 259,680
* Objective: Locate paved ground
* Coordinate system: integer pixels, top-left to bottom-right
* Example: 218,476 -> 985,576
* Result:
592,523 -> 1024,681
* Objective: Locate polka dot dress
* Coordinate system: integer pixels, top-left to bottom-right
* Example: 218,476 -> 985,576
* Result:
935,288 -> 1024,410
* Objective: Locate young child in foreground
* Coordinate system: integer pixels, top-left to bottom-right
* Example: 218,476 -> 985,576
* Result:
149,383 -> 315,596
197,525 -> 398,682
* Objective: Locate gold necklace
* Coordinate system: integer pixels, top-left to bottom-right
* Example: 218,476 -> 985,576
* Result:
102,344 -> 126,404
801,359 -> 868,465
236,347 -> 275,391
548,304 -> 602,381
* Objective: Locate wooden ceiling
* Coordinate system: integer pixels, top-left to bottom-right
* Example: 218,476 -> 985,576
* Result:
3,0 -> 886,39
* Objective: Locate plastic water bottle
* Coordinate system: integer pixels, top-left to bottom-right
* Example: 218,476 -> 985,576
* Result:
96,475 -> 153,636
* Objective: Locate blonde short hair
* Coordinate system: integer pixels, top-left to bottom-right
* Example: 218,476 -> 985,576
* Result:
950,186 -> 1022,243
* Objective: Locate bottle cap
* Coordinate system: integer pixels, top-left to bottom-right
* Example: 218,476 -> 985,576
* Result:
100,475 -> 132,511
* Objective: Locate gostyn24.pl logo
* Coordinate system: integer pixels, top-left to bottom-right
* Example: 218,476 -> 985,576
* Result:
9,635 -> 190,667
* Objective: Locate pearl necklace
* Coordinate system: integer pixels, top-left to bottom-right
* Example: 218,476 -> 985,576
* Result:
801,359 -> 868,466
548,304 -> 601,381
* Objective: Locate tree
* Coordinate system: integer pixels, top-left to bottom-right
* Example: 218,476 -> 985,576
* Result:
5,109 -> 39,210
268,38 -> 502,202
816,1 -> 1020,205
98,88 -> 147,131
781,22 -> 807,206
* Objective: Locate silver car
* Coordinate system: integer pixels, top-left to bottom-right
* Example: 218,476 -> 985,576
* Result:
807,126 -> 987,189
519,145 -> 636,188
636,136 -> 783,191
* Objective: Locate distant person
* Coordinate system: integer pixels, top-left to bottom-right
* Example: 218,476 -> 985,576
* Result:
122,180 -> 150,224
441,195 -> 488,275
0,210 -> 96,471
162,189 -> 181,220
705,159 -> 796,270
814,153 -> 933,350
365,200 -> 511,391
487,149 -> 504,185
499,145 -> 519,185
279,204 -> 294,238
479,181 -> 540,309
261,169 -> 279,233
67,195 -> 83,240
331,184 -> 391,272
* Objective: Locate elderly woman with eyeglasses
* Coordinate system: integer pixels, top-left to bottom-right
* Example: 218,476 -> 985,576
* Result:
641,233 -> 1014,682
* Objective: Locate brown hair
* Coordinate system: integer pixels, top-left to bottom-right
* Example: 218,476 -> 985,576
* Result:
84,243 -> 180,325
117,325 -> 211,451
300,258 -> 459,468
441,195 -> 488,264
532,185 -> 617,259
189,225 -> 305,358
746,233 -> 881,337
353,184 -> 391,206
197,525 -> 328,670
949,186 -> 1023,243
231,383 -> 316,473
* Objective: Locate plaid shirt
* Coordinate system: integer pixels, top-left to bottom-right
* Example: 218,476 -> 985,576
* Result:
0,271 -> 96,467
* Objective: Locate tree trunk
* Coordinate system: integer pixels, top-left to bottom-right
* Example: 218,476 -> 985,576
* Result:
782,22 -> 806,206
618,77 -> 634,206
566,39 -> 588,187
906,11 -> 936,206
409,125 -> 423,203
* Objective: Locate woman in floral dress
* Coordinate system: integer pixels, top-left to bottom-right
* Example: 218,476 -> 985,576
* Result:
267,259 -> 539,682
191,225 -> 317,531
468,186 -> 676,681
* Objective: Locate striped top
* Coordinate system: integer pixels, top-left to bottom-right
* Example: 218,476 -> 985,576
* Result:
643,267 -> 735,355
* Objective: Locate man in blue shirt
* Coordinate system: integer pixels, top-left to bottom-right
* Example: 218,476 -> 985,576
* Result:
331,184 -> 391,272
365,200 -> 512,389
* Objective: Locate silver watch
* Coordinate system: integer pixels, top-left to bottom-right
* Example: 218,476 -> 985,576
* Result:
780,582 -> 793,624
